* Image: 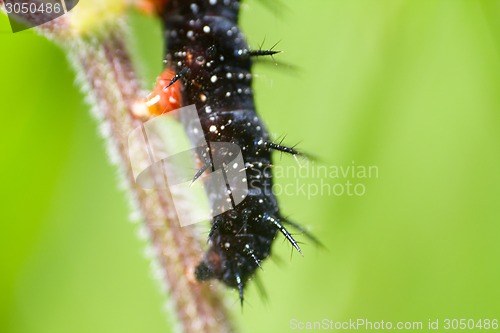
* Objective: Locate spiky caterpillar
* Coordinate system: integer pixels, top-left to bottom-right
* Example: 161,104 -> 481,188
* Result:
148,0 -> 313,304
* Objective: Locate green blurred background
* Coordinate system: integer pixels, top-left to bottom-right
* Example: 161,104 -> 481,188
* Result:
1,0 -> 500,332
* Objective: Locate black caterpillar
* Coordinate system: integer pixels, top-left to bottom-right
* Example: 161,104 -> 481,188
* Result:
159,0 -> 316,304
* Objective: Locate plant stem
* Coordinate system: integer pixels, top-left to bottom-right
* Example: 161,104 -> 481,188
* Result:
37,16 -> 235,333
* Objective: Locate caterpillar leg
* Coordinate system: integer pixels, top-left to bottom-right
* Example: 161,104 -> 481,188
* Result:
145,67 -> 184,116
266,141 -> 300,156
267,139 -> 319,161
243,244 -> 263,270
208,219 -> 221,240
264,214 -> 302,255
235,271 -> 245,307
237,40 -> 282,58
249,40 -> 281,58
191,159 -> 211,185
191,146 -> 214,185
281,217 -> 324,248
166,67 -> 190,88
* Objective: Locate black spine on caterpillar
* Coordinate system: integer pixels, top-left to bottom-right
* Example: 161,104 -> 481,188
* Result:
161,0 -> 304,303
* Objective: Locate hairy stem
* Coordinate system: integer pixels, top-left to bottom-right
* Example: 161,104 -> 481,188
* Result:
35,15 -> 234,333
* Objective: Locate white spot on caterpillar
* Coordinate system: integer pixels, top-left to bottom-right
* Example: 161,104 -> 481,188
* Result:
210,75 -> 218,83
196,56 -> 205,65
205,106 -> 212,113
226,73 -> 233,79
200,94 -> 207,102
203,26 -> 211,33
187,30 -> 194,38
209,125 -> 217,132
147,94 -> 160,105
209,0 -> 217,4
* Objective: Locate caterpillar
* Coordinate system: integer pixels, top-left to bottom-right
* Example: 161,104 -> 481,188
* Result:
144,0 -> 317,304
